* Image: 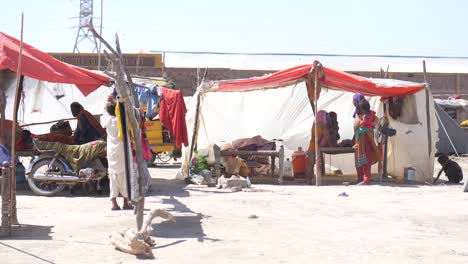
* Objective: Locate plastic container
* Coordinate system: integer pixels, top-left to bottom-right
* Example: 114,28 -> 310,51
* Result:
292,147 -> 307,176
404,167 -> 416,182
283,158 -> 293,177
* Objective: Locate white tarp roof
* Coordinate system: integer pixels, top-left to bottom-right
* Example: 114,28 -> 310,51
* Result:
434,99 -> 468,110
161,52 -> 468,73
183,81 -> 438,182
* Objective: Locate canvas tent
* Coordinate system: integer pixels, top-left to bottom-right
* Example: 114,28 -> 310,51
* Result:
182,64 -> 438,183
0,31 -> 110,234
2,78 -> 111,134
434,103 -> 468,155
0,31 -> 111,133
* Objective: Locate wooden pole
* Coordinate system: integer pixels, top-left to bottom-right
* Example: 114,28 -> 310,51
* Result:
10,13 -> 24,227
1,162 -> 11,236
422,60 -> 432,157
0,71 -> 6,149
187,67 -> 208,174
313,61 -> 322,186
97,0 -> 103,71
188,91 -> 201,169
161,52 -> 166,78
0,71 -> 6,236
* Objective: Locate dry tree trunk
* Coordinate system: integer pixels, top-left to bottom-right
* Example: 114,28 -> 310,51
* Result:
110,209 -> 175,258
87,19 -> 176,257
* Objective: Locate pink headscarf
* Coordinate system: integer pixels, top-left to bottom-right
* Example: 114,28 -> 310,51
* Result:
316,110 -> 328,125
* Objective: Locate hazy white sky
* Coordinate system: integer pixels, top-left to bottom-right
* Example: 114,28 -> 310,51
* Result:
1,0 -> 467,56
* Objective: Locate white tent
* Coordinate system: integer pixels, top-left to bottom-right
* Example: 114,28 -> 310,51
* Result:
5,76 -> 112,134
182,64 -> 438,183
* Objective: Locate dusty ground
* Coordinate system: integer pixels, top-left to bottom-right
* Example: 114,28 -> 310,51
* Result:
1,159 -> 467,264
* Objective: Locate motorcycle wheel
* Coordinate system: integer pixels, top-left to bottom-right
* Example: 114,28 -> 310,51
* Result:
27,159 -> 66,196
156,152 -> 172,163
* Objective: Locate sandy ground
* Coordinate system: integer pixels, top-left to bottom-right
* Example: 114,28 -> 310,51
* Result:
1,159 -> 468,264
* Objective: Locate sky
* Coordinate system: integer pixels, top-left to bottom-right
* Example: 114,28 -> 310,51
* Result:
1,0 -> 467,57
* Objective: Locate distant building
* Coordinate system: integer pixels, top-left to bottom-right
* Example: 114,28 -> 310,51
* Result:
49,52 -> 468,98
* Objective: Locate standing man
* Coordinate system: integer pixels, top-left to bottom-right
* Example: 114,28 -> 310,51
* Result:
103,99 -> 133,210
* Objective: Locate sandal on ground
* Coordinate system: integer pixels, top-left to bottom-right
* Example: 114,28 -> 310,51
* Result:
122,204 -> 134,210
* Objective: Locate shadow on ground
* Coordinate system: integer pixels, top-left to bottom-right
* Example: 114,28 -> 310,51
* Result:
2,224 -> 53,240
152,196 -> 220,243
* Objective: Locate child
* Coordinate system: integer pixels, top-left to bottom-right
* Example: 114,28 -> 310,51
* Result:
434,154 -> 463,184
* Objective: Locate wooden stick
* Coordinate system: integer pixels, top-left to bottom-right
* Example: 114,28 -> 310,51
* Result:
10,13 -> 24,228
19,116 -> 101,128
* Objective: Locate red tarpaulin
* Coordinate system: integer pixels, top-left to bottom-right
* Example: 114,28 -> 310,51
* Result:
0,32 -> 109,96
215,64 -> 425,97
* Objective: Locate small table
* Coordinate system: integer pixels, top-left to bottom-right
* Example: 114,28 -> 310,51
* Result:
319,147 -> 355,174
214,146 -> 285,184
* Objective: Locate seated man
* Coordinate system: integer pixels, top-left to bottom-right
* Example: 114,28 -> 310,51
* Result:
434,154 -> 463,184
70,102 -> 106,145
35,121 -> 74,145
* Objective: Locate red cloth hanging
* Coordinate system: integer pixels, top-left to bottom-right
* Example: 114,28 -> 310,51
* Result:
159,88 -> 188,148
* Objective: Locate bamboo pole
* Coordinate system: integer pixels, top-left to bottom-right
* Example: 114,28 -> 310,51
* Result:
9,13 -> 24,227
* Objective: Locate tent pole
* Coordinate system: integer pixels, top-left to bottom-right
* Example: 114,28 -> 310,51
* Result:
9,13 -> 24,228
313,61 -> 322,187
422,61 -> 432,157
0,71 -> 6,147
187,68 -> 208,175
188,90 -> 202,171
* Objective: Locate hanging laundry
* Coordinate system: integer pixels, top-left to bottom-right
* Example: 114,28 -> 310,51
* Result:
135,86 -> 150,106
134,83 -> 160,119
146,85 -> 160,119
159,88 -> 189,148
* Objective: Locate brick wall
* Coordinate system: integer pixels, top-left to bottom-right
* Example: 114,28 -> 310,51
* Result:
77,65 -> 468,98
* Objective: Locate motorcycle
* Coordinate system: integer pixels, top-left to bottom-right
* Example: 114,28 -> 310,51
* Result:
26,140 -> 108,196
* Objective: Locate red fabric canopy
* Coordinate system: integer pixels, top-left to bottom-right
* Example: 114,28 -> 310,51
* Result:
0,32 -> 109,96
215,64 -> 425,97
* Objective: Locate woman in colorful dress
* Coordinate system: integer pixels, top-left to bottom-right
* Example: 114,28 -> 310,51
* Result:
353,97 -> 382,184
